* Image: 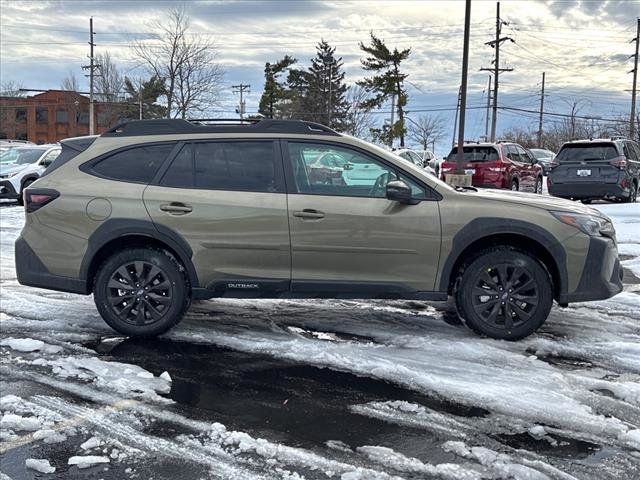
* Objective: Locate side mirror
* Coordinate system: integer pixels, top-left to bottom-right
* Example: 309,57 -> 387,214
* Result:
386,180 -> 413,204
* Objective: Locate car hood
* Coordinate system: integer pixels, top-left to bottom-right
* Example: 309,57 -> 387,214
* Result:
0,163 -> 27,176
467,188 -> 605,216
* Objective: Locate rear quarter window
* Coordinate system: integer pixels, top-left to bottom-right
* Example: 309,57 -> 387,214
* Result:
556,143 -> 618,163
87,143 -> 176,183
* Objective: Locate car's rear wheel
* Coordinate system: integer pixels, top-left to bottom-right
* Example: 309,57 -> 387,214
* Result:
455,247 -> 553,340
94,248 -> 189,337
535,177 -> 543,194
511,179 -> 519,191
17,178 -> 35,206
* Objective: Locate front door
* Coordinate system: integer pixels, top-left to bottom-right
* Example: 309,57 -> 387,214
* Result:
143,140 -> 291,295
283,141 -> 442,295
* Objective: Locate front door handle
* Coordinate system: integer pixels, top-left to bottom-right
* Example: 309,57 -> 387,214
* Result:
160,202 -> 193,215
293,209 -> 325,220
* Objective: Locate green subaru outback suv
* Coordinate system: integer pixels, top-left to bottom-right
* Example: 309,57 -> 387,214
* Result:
15,119 -> 623,340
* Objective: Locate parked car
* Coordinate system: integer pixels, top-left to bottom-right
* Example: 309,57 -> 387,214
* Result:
529,148 -> 556,175
548,138 -> 639,204
0,144 -> 61,203
15,119 -> 622,341
0,139 -> 33,154
394,148 -> 437,176
441,141 -> 544,193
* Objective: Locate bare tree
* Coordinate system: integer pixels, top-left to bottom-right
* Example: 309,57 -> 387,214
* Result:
407,114 -> 446,151
95,52 -> 124,102
133,6 -> 224,118
0,80 -> 25,96
344,85 -> 374,138
61,71 -> 80,92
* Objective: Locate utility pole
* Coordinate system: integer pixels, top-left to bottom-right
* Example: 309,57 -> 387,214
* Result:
452,86 -> 462,147
480,2 -> 513,142
484,75 -> 492,140
537,71 -> 546,147
389,93 -> 395,148
323,61 -> 335,127
630,18 -> 639,139
81,17 -> 99,135
454,0 -> 472,178
232,84 -> 250,120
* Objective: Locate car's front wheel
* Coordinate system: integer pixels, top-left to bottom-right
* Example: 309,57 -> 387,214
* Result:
455,247 -> 553,340
94,248 -> 190,337
510,179 -> 519,191
623,182 -> 638,203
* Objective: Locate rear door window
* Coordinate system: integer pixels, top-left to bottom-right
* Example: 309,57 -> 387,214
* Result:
160,141 -> 281,193
446,146 -> 499,162
556,143 -> 619,163
89,143 -> 175,183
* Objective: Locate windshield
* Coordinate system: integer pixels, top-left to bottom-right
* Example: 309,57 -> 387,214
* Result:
555,143 -> 618,163
446,146 -> 499,162
530,149 -> 553,159
0,148 -> 46,165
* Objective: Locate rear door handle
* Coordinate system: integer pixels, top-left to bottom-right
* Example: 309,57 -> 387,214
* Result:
293,209 -> 325,220
160,202 -> 193,215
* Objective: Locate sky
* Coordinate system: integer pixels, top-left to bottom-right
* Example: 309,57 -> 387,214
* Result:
1,0 -> 639,155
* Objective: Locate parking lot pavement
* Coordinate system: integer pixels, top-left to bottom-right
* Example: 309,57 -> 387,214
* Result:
1,202 -> 639,479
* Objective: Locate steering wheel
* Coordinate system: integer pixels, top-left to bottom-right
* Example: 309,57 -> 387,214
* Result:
369,172 -> 395,197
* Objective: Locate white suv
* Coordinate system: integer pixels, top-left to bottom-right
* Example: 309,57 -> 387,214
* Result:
0,145 -> 61,203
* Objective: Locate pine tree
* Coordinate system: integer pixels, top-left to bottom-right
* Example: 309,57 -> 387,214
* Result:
358,32 -> 411,147
288,40 -> 349,130
123,76 -> 167,119
258,56 -> 297,118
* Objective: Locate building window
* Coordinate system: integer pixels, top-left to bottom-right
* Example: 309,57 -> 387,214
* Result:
97,112 -> 110,127
36,107 -> 48,123
16,131 -> 28,141
56,110 -> 69,124
77,112 -> 89,125
15,109 -> 27,122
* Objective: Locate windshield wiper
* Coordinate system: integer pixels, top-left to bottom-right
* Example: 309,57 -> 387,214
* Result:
455,186 -> 478,192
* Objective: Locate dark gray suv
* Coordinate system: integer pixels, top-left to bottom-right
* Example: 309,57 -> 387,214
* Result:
548,138 -> 640,204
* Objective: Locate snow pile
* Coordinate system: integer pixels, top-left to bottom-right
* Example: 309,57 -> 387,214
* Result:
68,455 -> 110,469
25,458 -> 56,474
0,337 -> 62,353
33,428 -> 66,444
0,413 -> 43,431
80,436 -> 102,450
32,356 -> 172,403
357,445 -> 481,480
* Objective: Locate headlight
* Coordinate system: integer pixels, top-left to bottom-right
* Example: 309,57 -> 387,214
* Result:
551,211 -> 615,238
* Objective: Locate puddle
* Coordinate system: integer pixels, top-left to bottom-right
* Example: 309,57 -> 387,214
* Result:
496,432 -> 601,459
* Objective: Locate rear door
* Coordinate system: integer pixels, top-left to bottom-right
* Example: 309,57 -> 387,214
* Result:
552,142 -> 620,185
516,146 -> 536,191
284,140 -> 441,294
143,140 -> 291,294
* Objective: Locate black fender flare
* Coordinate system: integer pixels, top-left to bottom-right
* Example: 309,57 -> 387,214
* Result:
20,173 -> 40,190
438,217 -> 567,295
79,218 -> 199,289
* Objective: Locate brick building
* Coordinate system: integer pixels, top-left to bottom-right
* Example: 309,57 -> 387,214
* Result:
0,90 -> 125,143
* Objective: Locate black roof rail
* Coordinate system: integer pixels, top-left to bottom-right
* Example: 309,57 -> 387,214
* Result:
101,118 -> 340,137
187,118 -> 260,125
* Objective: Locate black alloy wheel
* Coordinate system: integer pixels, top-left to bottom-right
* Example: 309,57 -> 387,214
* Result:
107,260 -> 173,326
455,247 -> 553,340
94,248 -> 189,337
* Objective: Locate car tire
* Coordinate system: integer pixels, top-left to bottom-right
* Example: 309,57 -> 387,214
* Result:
510,179 -> 519,191
535,177 -> 543,194
94,248 -> 190,337
624,182 -> 638,203
17,178 -> 35,206
455,247 -> 553,340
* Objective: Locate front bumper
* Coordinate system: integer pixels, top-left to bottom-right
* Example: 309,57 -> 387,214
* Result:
0,180 -> 19,199
15,237 -> 89,295
549,182 -> 626,200
559,235 -> 623,303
